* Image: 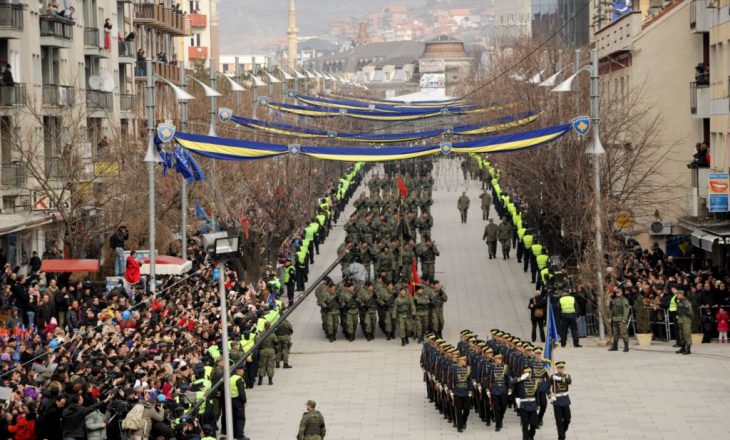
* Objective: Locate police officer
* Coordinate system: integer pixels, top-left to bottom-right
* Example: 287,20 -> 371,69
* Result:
297,400 -> 326,440
559,291 -> 582,348
551,361 -> 572,440
608,287 -> 630,352
230,364 -> 249,440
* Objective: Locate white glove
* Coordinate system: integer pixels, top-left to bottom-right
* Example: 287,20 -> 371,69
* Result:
549,396 -> 557,403
515,398 -> 522,407
487,391 -> 491,398
552,374 -> 561,382
478,386 -> 482,393
472,380 -> 478,387
508,389 -> 513,396
520,373 -> 529,381
468,391 -> 472,397
450,392 -> 454,398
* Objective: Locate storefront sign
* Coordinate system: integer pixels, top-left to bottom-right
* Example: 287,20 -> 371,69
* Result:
708,172 -> 729,212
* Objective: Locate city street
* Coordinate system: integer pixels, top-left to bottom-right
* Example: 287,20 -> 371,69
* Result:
245,161 -> 730,439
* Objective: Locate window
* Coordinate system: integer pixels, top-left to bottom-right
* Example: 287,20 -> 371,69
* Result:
1,116 -> 13,164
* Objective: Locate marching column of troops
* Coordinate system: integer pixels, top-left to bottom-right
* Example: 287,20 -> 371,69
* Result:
421,330 -> 573,440
315,165 -> 451,345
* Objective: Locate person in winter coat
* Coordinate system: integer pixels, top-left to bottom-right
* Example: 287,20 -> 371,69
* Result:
37,395 -> 66,440
125,250 -> 141,285
8,408 -> 36,440
717,307 -> 729,343
61,394 -> 111,440
132,397 -> 165,440
85,408 -> 107,440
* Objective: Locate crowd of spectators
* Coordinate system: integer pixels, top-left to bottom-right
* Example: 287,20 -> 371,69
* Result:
0,165 -> 361,440
606,241 -> 730,343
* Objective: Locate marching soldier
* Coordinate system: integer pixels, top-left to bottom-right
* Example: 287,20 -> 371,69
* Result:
323,282 -> 340,342
457,191 -> 470,223
357,281 -> 378,341
274,317 -> 293,369
530,347 -> 550,427
497,217 -> 514,260
415,235 -> 439,282
415,211 -> 433,239
483,218 -> 499,260
608,286 -> 630,352
550,361 -> 572,440
413,285 -> 430,343
453,356 -> 472,433
339,281 -> 360,342
480,188 -> 492,220
489,353 -> 511,432
297,400 -> 326,440
427,280 -> 447,339
514,366 -> 540,440
395,287 -> 415,346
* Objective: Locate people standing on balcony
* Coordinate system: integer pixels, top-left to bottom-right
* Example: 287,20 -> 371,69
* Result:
1,65 -> 14,87
689,142 -> 710,168
103,18 -> 112,51
136,49 -> 146,76
695,63 -> 709,85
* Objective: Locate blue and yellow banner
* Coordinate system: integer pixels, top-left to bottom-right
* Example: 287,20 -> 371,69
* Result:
175,123 -> 570,163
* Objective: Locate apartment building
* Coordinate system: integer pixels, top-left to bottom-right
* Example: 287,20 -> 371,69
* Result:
0,1 -> 185,265
180,0 -> 220,70
594,0 -> 729,265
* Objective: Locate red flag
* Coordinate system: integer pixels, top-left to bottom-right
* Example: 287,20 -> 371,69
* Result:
409,256 -> 420,296
397,176 -> 408,197
240,212 -> 251,239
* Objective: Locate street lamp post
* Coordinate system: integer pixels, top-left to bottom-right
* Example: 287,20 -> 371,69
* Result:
552,48 -> 607,341
179,63 -> 188,261
143,60 -> 160,293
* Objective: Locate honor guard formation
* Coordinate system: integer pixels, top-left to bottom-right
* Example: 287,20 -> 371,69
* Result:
315,163 -> 450,345
421,329 -> 572,440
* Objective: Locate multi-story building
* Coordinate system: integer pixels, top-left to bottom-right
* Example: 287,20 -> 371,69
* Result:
493,0 -> 532,40
0,1 -> 186,265
180,0 -> 220,70
594,0 -> 729,264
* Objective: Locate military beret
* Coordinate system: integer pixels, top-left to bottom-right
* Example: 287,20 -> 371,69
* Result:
493,354 -> 503,359
534,347 -> 543,353
555,361 -> 566,367
460,329 -> 472,335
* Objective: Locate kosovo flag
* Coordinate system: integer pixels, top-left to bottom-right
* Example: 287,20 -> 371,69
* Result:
194,201 -> 211,223
544,294 -> 560,370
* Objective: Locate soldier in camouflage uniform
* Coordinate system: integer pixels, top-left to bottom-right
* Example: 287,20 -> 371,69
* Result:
428,279 -> 448,339
413,285 -> 431,343
395,287 -> 415,346
297,400 -> 326,440
415,235 -> 440,282
358,281 -> 379,341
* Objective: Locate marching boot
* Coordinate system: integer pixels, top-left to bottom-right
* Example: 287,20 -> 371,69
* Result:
683,345 -> 691,355
623,340 -> 629,352
608,342 -> 618,351
401,338 -> 406,347
405,336 -> 410,345
675,345 -> 686,354
283,363 -> 292,369
386,333 -> 392,341
276,362 -> 281,368
268,377 -> 273,385
257,376 -> 263,386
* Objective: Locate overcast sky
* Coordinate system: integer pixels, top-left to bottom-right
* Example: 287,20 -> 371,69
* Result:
218,0 -> 428,54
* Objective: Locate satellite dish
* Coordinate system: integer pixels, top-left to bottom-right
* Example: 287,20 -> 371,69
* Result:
88,76 -> 103,91
99,71 -> 115,92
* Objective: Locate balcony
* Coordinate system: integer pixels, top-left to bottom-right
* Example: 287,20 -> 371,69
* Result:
86,90 -> 113,111
120,93 -> 134,113
118,39 -> 136,63
134,4 -> 186,36
595,11 -> 641,60
689,0 -> 712,33
135,61 -> 181,84
42,85 -> 76,107
0,83 -> 26,107
690,82 -> 710,118
1,162 -> 27,188
39,15 -> 74,47
188,13 -> 207,28
44,156 -> 62,179
188,46 -> 208,61
0,3 -> 24,39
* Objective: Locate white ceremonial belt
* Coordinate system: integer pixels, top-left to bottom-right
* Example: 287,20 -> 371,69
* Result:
555,392 -> 569,397
521,398 -> 536,402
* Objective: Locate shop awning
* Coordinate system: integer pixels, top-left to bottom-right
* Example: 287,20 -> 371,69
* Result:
140,255 -> 192,276
40,259 -> 100,273
0,212 -> 55,235
690,230 -> 727,251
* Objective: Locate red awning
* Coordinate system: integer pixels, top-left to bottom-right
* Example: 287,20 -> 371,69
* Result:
40,259 -> 101,273
140,255 -> 186,265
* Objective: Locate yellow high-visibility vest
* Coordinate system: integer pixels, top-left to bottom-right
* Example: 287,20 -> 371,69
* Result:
559,295 -> 576,313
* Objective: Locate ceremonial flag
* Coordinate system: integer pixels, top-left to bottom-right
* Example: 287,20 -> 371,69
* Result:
240,211 -> 251,239
409,256 -> 420,296
194,201 -> 210,223
544,293 -> 560,369
397,175 -> 408,197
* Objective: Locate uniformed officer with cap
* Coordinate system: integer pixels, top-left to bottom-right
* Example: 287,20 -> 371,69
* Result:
550,361 -> 572,440
515,366 -> 540,440
453,355 -> 472,432
488,352 -> 510,432
297,400 -> 326,440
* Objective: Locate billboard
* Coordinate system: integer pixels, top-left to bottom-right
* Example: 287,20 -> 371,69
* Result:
708,172 -> 729,213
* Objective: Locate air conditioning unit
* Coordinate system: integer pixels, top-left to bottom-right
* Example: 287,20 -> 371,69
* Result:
649,220 -> 672,236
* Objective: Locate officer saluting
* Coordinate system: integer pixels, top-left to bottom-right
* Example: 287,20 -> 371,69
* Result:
550,361 -> 572,440
297,400 -> 326,440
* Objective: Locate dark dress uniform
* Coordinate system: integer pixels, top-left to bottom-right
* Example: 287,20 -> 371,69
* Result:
453,361 -> 471,432
551,363 -> 572,440
515,371 -> 540,440
489,357 -> 510,431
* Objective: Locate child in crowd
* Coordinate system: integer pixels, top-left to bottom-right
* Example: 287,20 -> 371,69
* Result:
716,307 -> 728,343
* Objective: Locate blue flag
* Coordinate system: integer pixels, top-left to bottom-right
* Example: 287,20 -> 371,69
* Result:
173,146 -> 194,183
194,201 -> 210,223
544,294 -> 560,370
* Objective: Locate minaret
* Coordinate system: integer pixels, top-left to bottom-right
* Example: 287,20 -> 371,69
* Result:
287,0 -> 298,69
